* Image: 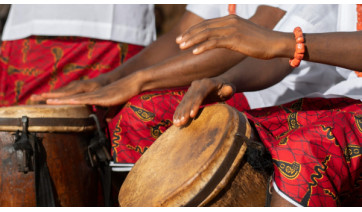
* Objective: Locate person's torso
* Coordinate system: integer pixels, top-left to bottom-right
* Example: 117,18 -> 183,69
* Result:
2,4 -> 156,46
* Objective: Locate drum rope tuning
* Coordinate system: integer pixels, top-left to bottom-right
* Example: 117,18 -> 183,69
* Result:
13,116 -> 33,173
13,116 -> 56,206
88,114 -> 113,207
0,105 -> 116,206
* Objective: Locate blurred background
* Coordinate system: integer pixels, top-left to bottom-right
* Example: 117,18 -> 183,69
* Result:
0,4 -> 186,42
154,4 -> 186,36
0,4 -> 10,40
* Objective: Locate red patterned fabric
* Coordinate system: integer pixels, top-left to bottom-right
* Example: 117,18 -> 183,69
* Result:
244,98 -> 362,206
0,36 -> 144,106
109,88 -> 250,163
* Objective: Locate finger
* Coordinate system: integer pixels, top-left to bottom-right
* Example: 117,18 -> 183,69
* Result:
41,87 -> 81,99
28,95 -> 46,105
189,82 -> 216,117
176,99 -> 194,127
173,110 -> 182,127
192,39 -> 226,55
176,15 -> 236,44
46,92 -> 100,105
176,19 -> 219,44
189,101 -> 201,118
30,94 -> 45,102
173,99 -> 189,127
48,91 -> 126,107
175,86 -> 212,127
179,27 -> 231,50
179,90 -> 208,127
46,98 -> 79,105
218,84 -> 235,100
173,87 -> 198,127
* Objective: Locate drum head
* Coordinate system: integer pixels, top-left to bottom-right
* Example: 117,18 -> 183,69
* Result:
0,105 -> 95,132
119,104 -> 251,206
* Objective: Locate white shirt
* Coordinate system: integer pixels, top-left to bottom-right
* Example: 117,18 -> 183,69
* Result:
187,4 -> 346,109
319,5 -> 362,101
2,4 -> 156,46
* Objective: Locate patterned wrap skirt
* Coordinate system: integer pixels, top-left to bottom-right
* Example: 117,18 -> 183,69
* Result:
109,91 -> 362,206
245,97 -> 362,207
108,88 -> 250,163
0,36 -> 144,106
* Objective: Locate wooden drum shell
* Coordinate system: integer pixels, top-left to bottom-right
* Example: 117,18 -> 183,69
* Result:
0,105 -> 99,207
119,104 -> 268,207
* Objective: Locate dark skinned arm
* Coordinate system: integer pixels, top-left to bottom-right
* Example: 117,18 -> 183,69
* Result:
177,14 -> 362,71
31,11 -> 201,101
173,57 -> 291,126
297,32 -> 362,72
45,5 -> 287,106
135,5 -> 287,91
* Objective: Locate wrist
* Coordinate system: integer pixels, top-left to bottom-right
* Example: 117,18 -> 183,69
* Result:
91,74 -> 111,86
132,70 -> 150,93
94,65 -> 129,86
272,31 -> 295,59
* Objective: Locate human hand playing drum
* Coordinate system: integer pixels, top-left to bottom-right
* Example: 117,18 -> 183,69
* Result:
40,72 -> 143,107
173,78 -> 235,127
30,77 -> 106,103
173,55 -> 294,127
174,13 -> 362,127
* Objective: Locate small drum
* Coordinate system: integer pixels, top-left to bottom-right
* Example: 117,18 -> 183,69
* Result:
0,105 -> 99,206
119,104 -> 268,206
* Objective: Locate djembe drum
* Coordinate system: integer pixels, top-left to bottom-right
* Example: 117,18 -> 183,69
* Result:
119,104 -> 268,207
0,105 -> 101,207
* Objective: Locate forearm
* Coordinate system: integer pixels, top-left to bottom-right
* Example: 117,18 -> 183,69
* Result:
96,11 -> 204,85
139,48 -> 244,91
304,32 -> 362,71
98,31 -> 182,84
172,52 -> 292,127
95,31 -> 181,85
274,31 -> 362,71
137,5 -> 287,92
217,57 -> 292,93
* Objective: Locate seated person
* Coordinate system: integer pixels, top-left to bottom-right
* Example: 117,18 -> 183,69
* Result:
0,4 -> 155,106
39,4 -> 344,165
173,4 -> 362,207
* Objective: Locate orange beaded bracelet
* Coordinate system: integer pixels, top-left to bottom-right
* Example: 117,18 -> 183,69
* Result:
228,4 -> 236,15
289,27 -> 305,68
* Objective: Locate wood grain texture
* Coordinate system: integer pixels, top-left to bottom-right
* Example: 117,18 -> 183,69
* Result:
0,131 -> 99,206
119,104 -> 267,207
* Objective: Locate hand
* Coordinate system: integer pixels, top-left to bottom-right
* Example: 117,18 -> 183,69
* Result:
176,14 -> 286,59
173,77 -> 235,127
45,73 -> 142,107
30,78 -> 105,103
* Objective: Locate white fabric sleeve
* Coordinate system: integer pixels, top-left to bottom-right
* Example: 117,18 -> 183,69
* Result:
274,4 -> 338,33
186,4 -> 222,20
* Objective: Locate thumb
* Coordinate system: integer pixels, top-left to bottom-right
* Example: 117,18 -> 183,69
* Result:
218,83 -> 235,100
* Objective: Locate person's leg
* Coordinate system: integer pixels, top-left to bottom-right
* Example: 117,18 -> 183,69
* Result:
109,90 -> 250,164
109,88 -> 187,163
245,98 -> 362,207
270,187 -> 295,207
246,115 -> 295,207
0,36 -> 143,106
